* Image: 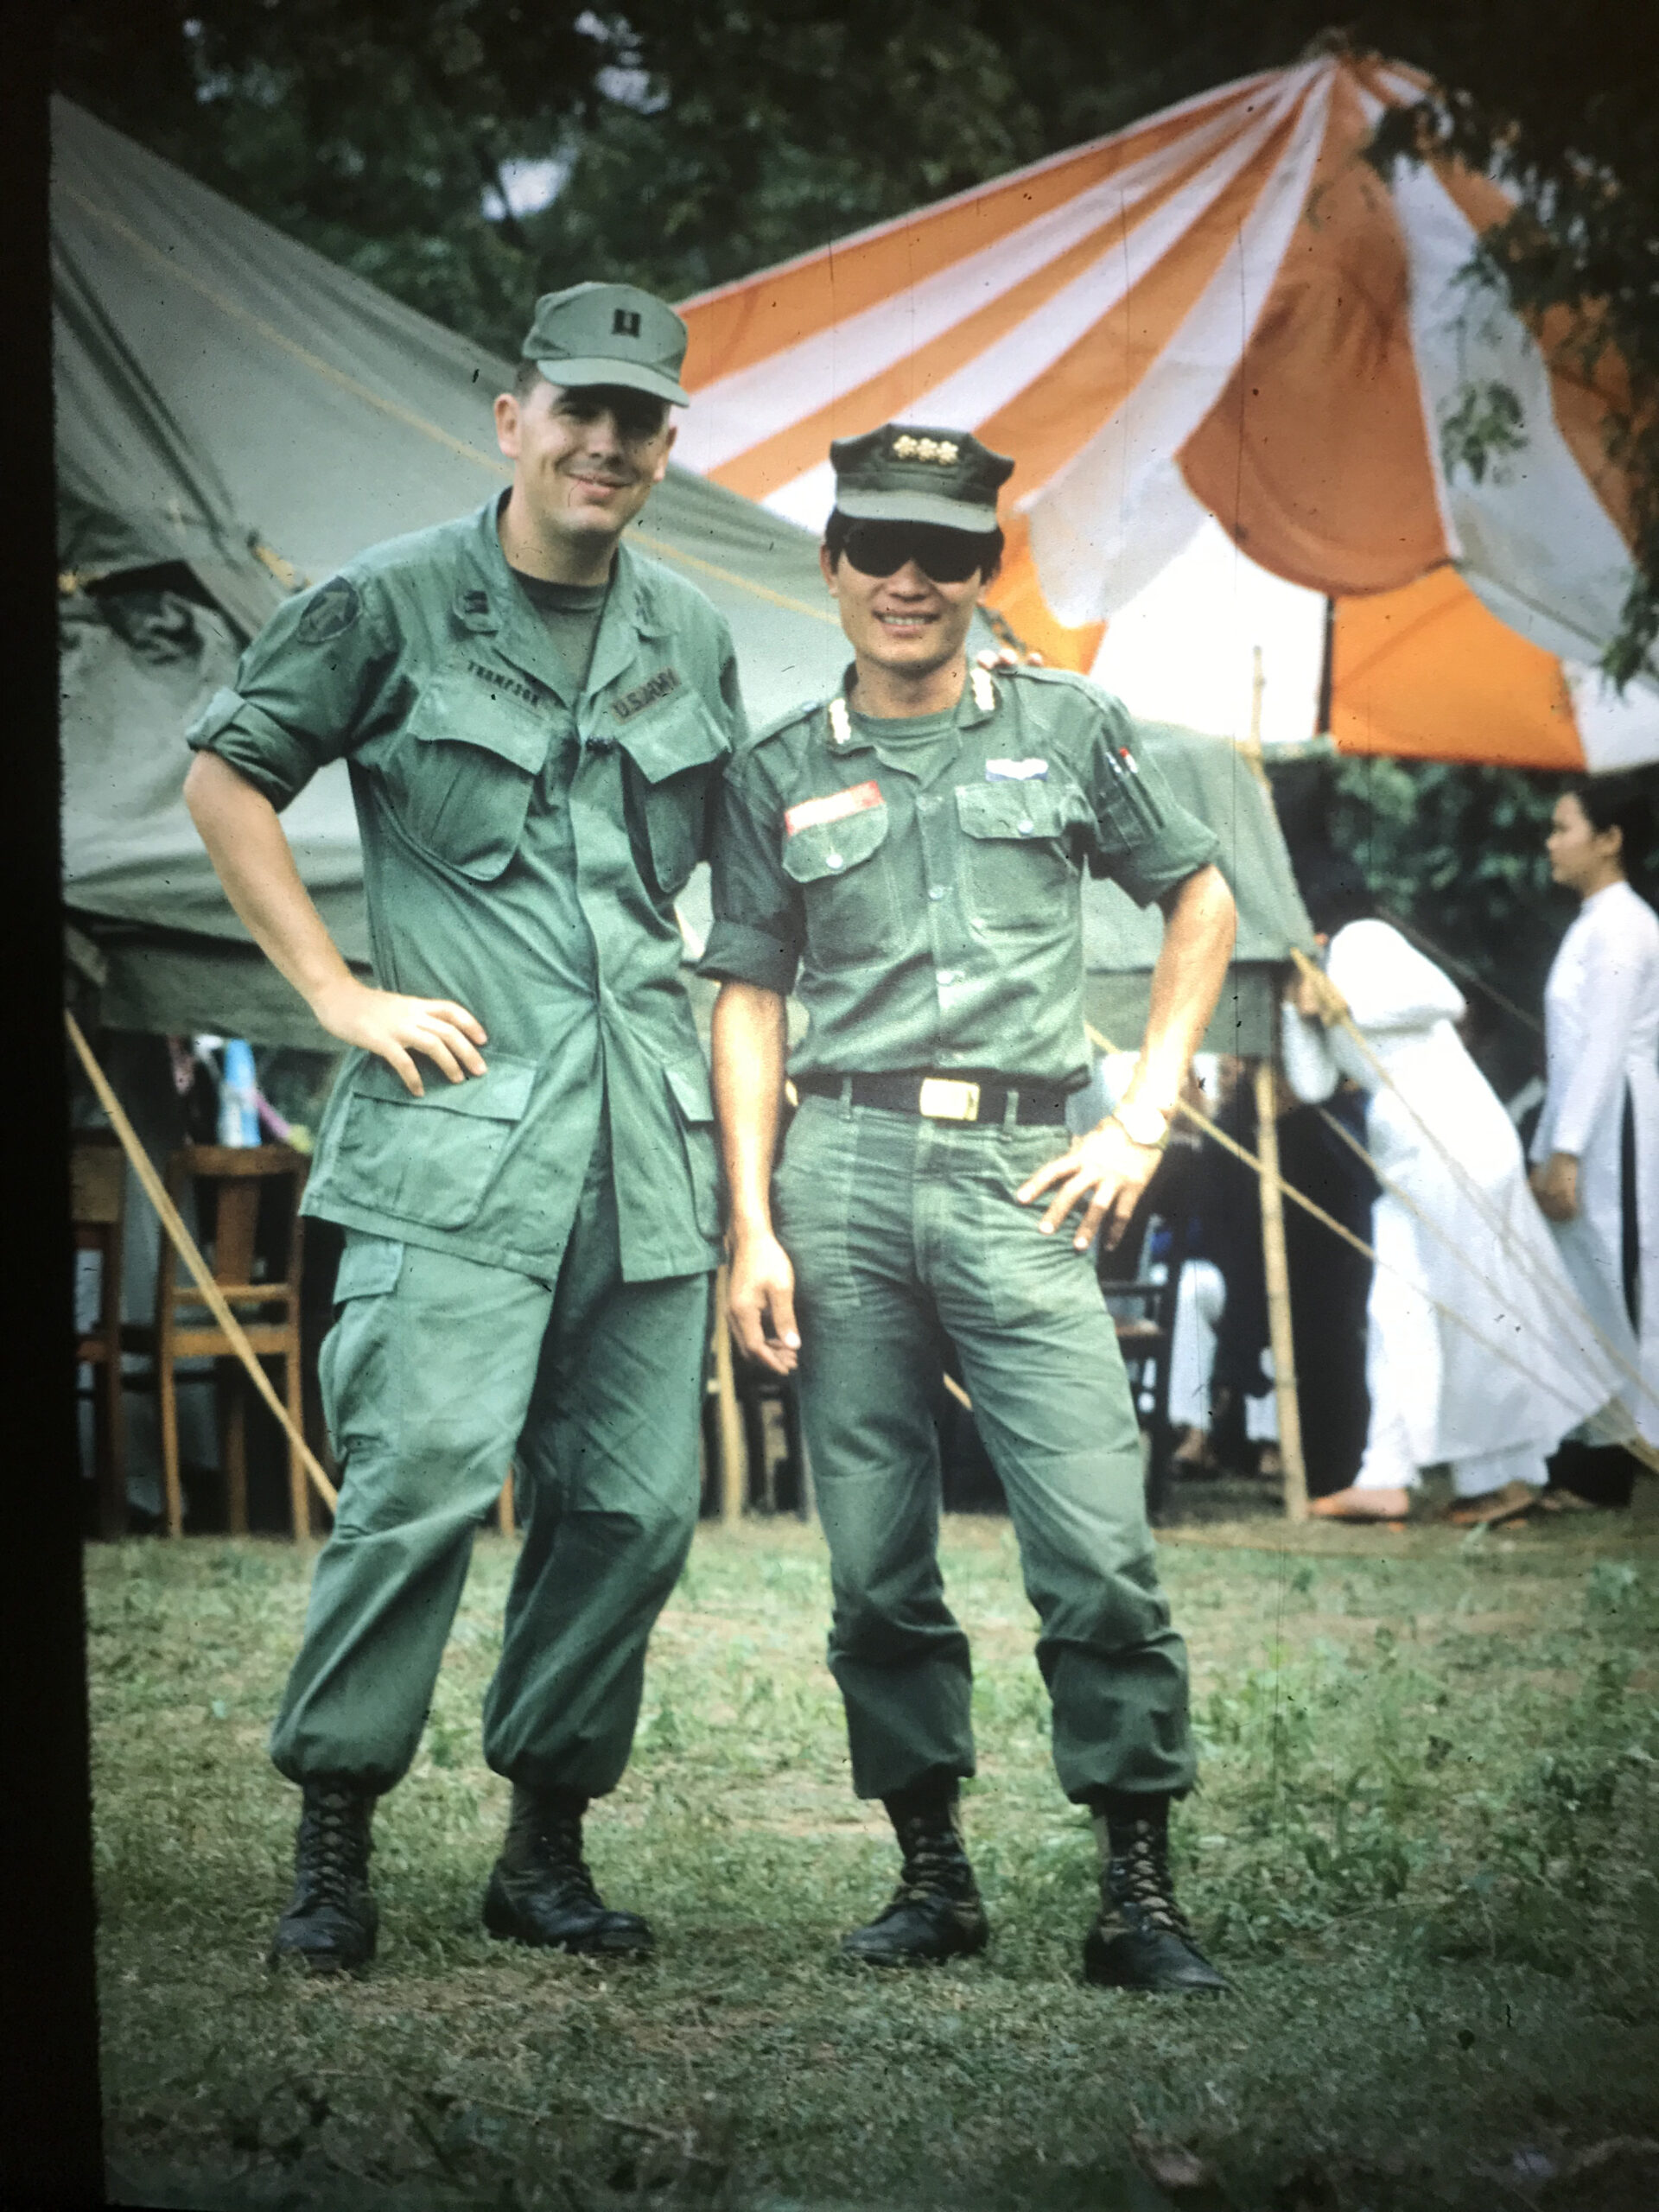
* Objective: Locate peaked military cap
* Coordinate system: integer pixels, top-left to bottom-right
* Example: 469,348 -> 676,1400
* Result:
523,282 -> 690,406
830,422 -> 1014,532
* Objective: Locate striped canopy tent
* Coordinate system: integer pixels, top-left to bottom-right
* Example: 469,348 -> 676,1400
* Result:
674,52 -> 1659,773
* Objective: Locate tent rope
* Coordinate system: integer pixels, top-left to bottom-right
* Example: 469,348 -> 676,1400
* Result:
1289,946 -> 1655,1421
1084,1018 -> 1659,1474
65,1009 -> 339,1518
1376,908 -> 1544,1038
1313,1102 -> 1638,1449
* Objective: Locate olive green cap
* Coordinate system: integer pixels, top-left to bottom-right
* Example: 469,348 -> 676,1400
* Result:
830,422 -> 1014,531
522,282 -> 690,406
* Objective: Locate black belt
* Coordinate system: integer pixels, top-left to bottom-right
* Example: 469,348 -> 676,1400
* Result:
794,1072 -> 1071,1126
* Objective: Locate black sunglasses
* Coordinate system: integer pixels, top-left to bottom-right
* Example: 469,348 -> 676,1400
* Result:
840,521 -> 990,584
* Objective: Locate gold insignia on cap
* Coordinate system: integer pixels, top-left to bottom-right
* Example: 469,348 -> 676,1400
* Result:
889,432 -> 962,465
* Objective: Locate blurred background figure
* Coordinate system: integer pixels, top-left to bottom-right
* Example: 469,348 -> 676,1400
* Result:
1284,861 -> 1624,1525
1533,779 -> 1659,1509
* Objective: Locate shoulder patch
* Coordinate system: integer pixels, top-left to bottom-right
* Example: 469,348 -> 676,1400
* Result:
296,575 -> 362,645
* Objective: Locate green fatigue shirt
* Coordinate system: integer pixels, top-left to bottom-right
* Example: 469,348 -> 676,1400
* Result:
186,496 -> 745,1282
698,664 -> 1220,1087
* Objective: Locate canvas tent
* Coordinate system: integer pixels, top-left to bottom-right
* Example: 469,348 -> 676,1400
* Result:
1081,726 -> 1314,1058
54,96 -> 854,1047
672,51 -> 1659,774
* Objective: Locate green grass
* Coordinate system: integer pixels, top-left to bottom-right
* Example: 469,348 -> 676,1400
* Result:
87,1496 -> 1659,2212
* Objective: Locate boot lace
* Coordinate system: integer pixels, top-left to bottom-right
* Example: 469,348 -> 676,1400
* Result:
893,1814 -> 970,1905
300,1787 -> 372,1908
1107,1823 -> 1192,1940
521,1807 -> 603,1906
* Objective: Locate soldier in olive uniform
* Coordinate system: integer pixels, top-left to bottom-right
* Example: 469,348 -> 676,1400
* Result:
702,425 -> 1236,1993
184,286 -> 741,1973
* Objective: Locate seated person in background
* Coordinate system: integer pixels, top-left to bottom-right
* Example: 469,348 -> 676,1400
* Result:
1283,861 -> 1627,1525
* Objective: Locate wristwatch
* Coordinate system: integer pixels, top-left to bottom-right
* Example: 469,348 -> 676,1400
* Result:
1111,1099 -> 1173,1151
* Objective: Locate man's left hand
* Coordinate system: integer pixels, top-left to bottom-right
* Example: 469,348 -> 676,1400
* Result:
1015,1119 -> 1164,1250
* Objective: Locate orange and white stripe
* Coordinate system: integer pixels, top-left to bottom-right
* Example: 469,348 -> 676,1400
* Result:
677,54 -> 1658,772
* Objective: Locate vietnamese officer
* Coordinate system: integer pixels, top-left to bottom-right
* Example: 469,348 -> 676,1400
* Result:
702,424 -> 1236,1993
183,284 -> 742,1974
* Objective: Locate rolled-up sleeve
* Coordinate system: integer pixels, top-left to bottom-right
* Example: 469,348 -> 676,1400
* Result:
1084,694 -> 1221,906
698,751 -> 801,994
184,569 -> 397,810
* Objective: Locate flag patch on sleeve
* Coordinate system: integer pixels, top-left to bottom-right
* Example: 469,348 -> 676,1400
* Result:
785,780 -> 883,834
985,758 -> 1049,781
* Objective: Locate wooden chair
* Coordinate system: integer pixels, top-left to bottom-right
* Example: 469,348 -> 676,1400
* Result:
71,1131 -> 129,1541
136,1144 -> 310,1539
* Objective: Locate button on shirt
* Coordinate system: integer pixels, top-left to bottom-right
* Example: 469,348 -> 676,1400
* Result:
186,497 -> 745,1282
699,665 -> 1220,1086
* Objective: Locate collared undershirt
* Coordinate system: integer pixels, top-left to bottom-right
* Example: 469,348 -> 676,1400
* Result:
511,568 -> 609,700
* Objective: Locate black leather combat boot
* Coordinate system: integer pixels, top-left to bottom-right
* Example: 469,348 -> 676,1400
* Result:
482,1786 -> 653,1956
270,1781 -> 378,1974
841,1790 -> 989,1967
1083,1802 -> 1227,1995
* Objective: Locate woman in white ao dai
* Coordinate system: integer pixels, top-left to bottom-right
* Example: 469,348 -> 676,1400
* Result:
1283,913 -> 1624,1522
1531,785 -> 1659,1484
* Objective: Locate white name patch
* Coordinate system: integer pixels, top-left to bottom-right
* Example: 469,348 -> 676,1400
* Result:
985,758 -> 1049,781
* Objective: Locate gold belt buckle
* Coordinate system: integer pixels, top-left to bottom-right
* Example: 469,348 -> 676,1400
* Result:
918,1077 -> 981,1122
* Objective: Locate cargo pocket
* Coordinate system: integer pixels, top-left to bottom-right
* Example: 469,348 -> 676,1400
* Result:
394,664 -> 554,880
318,1235 -> 405,1453
664,1055 -> 721,1243
955,780 -> 1088,931
781,803 -> 896,968
618,697 -> 730,898
330,1054 -> 537,1230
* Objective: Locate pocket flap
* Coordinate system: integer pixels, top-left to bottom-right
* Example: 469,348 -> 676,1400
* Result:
407,667 -> 554,775
614,696 -> 730,785
353,1052 -> 538,1121
664,1056 -> 715,1125
955,781 -> 1083,841
334,1235 -> 404,1300
781,803 -> 890,884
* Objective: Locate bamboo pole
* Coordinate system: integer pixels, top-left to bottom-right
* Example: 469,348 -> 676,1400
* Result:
711,1263 -> 747,1523
1253,1059 -> 1308,1521
65,1009 -> 339,1517
1238,643 -> 1271,795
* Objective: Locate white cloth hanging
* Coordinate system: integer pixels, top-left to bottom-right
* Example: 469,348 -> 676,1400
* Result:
1533,879 -> 1659,1440
1283,919 -> 1624,1491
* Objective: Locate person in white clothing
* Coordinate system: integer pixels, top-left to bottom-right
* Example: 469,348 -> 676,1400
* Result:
1282,868 -> 1624,1525
1531,781 -> 1659,1507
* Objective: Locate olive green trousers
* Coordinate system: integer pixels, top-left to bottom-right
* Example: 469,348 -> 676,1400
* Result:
270,1134 -> 710,1797
774,1093 -> 1195,1805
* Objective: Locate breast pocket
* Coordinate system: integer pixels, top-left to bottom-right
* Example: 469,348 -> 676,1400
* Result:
617,698 -> 731,898
781,804 -> 897,969
395,666 -> 554,881
955,780 -> 1087,931
330,1053 -> 537,1230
